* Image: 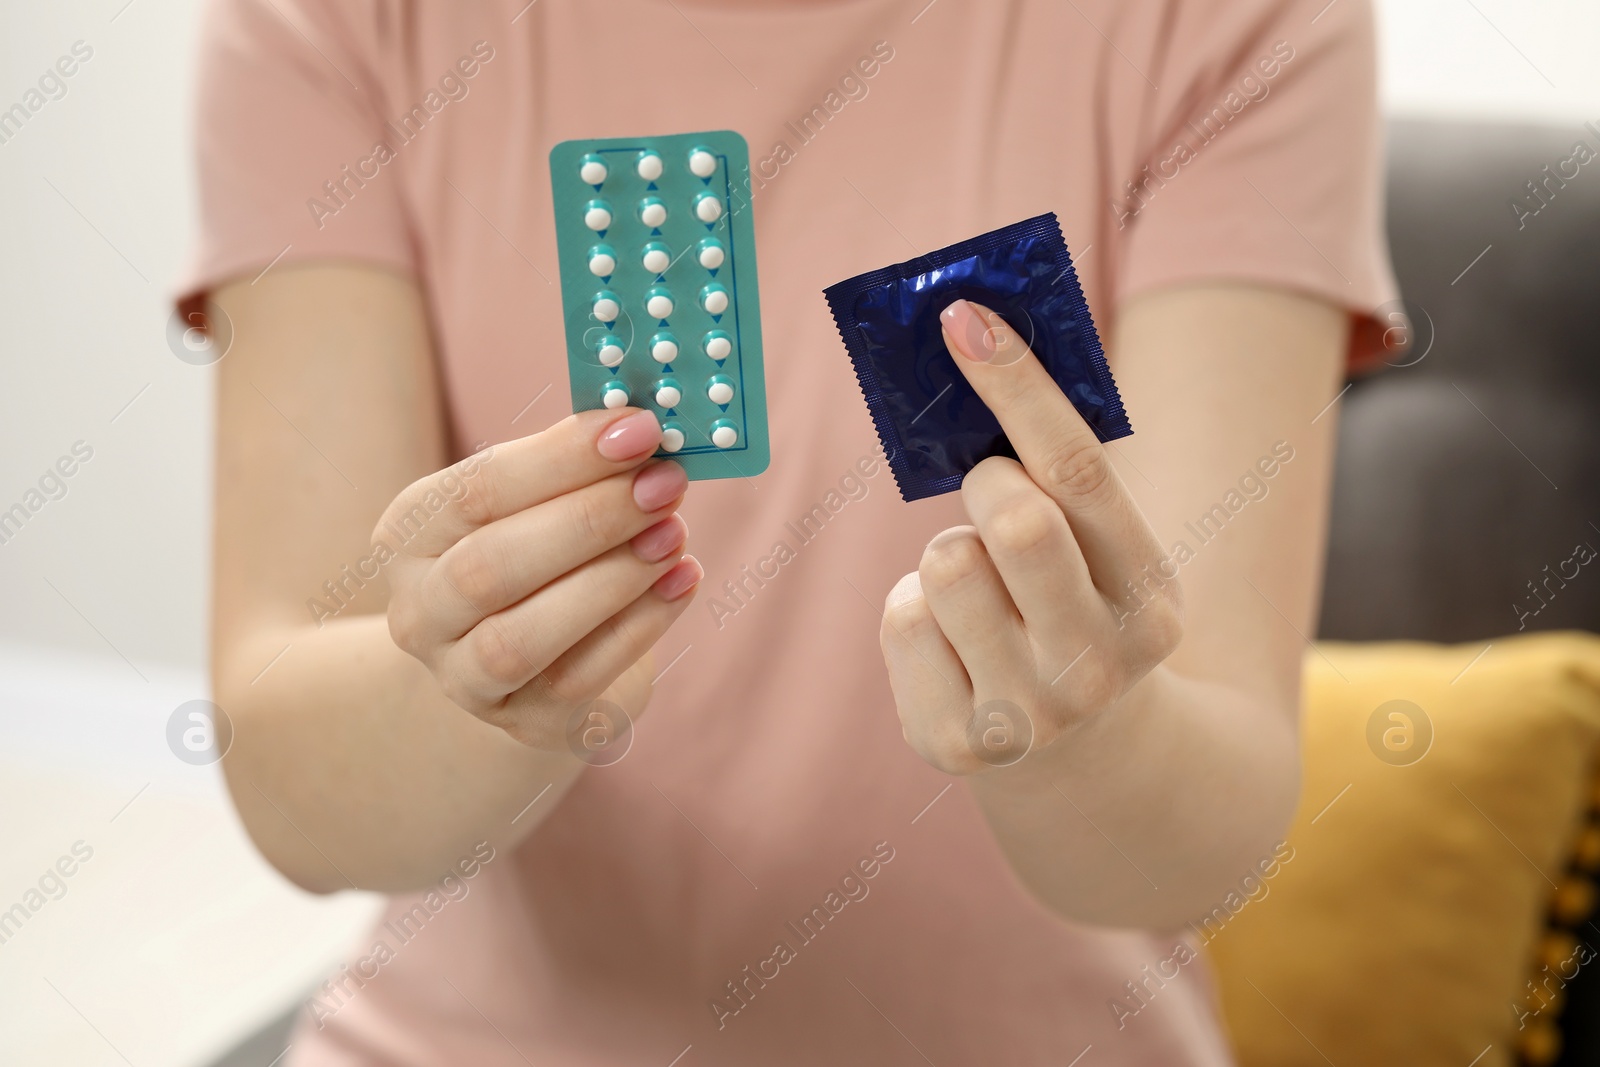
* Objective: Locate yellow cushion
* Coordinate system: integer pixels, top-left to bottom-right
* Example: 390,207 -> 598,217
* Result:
1206,632 -> 1600,1067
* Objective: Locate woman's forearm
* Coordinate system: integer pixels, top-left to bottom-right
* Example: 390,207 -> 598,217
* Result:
205,265 -> 689,895
968,665 -> 1299,931
215,614 -> 585,894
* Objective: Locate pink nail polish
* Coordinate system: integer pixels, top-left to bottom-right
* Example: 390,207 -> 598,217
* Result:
653,555 -> 703,601
632,461 -> 688,512
598,410 -> 662,461
632,514 -> 687,562
939,299 -> 997,362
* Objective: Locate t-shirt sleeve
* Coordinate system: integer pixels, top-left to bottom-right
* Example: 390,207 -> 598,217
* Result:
178,0 -> 415,306
1116,0 -> 1398,370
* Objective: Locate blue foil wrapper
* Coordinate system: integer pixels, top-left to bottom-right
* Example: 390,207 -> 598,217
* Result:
824,213 -> 1131,502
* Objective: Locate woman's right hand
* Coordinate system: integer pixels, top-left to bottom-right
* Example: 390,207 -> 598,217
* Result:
375,407 -> 700,750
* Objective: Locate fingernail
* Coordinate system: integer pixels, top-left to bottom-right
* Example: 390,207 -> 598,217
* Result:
632,460 -> 688,512
653,555 -> 703,601
940,299 -> 998,362
598,410 -> 662,461
631,514 -> 687,562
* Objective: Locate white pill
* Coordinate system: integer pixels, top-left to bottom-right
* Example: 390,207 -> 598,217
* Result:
704,335 -> 732,360
640,201 -> 668,227
711,424 -> 738,448
695,196 -> 723,223
702,289 -> 729,315
655,384 -> 682,408
602,386 -> 629,409
698,244 -> 725,269
584,205 -> 612,231
589,252 -> 615,276
580,159 -> 607,184
651,338 -> 679,363
660,426 -> 685,452
642,247 -> 671,274
707,380 -> 734,404
646,294 -> 674,319
637,153 -> 664,181
597,342 -> 625,367
593,297 -> 620,322
689,149 -> 716,178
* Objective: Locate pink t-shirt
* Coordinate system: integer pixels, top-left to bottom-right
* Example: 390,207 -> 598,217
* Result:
185,1 -> 1395,1063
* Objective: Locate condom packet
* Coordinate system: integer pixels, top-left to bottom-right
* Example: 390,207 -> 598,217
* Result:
823,213 -> 1130,502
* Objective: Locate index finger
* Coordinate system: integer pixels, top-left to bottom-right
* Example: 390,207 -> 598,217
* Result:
380,407 -> 667,557
938,299 -> 1163,575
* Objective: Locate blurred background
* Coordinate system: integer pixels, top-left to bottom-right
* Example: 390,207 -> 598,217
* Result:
2,1 -> 1597,1064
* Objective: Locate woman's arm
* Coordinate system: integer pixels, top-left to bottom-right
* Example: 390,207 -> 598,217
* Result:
210,263 -> 696,894
884,283 -> 1346,929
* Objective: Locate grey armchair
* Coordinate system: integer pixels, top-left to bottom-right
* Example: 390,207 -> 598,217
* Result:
1319,118 -> 1600,1065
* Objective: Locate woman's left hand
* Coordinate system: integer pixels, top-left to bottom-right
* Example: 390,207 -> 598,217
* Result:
881,299 -> 1185,775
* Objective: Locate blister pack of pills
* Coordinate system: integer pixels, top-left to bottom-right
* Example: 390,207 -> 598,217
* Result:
548,131 -> 769,479
824,213 -> 1130,502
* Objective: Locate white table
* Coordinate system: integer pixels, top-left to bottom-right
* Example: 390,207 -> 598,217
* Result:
0,642 -> 381,1067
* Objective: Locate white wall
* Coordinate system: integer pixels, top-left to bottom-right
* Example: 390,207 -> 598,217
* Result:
1376,0 -> 1600,124
1,0 -> 211,672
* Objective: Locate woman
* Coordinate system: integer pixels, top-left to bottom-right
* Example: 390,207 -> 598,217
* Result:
187,0 -> 1395,1062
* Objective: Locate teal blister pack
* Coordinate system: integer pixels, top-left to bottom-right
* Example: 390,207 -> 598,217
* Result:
548,130 -> 769,479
